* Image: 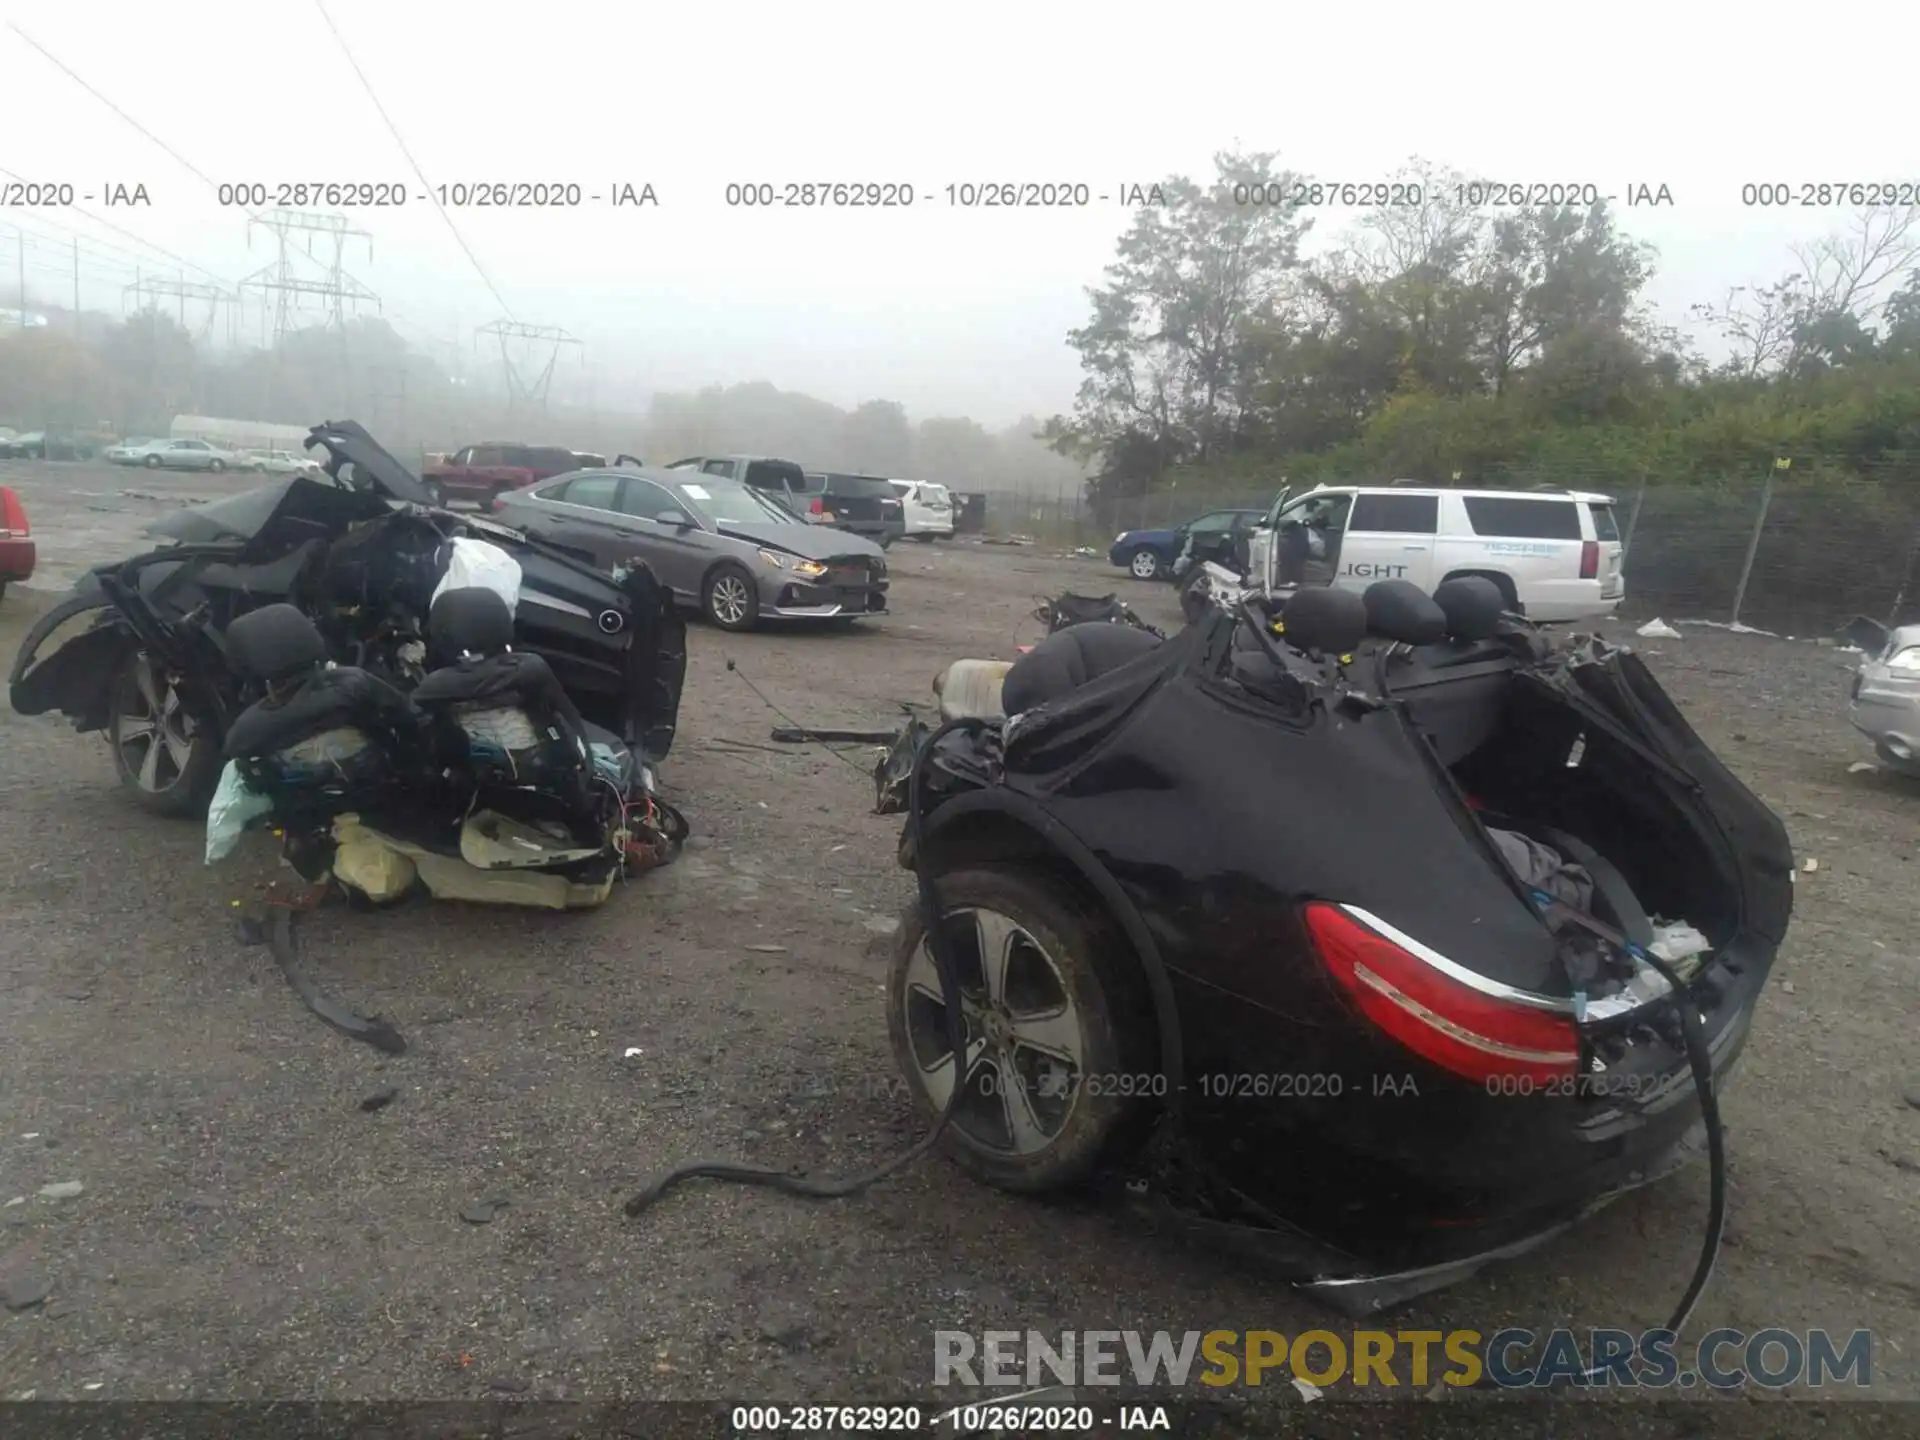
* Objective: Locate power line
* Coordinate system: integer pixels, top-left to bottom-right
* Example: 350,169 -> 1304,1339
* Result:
4,22 -> 230,194
310,0 -> 516,323
0,165 -> 237,286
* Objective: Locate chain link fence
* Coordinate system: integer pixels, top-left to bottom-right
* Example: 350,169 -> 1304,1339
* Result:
982,457 -> 1920,636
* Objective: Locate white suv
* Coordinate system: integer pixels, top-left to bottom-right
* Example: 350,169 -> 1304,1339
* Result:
889,479 -> 955,540
1240,484 -> 1625,622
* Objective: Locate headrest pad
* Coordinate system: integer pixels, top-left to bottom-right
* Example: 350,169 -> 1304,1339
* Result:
1432,576 -> 1506,642
227,603 -> 327,681
1363,579 -> 1447,646
431,585 -> 515,658
1280,585 -> 1368,656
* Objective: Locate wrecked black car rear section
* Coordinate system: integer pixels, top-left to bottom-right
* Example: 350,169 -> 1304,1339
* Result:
898,606 -> 1792,1309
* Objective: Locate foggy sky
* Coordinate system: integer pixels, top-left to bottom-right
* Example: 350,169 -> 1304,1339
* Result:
2,0 -> 1913,425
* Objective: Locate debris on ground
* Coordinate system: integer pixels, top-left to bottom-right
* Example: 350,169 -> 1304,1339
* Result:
770,725 -> 901,744
1291,1378 -> 1323,1402
459,1198 -> 510,1224
746,944 -> 788,954
0,1274 -> 53,1311
1848,761 -> 1878,774
359,1086 -> 399,1113
1637,618 -> 1683,639
1802,858 -> 1820,873
36,1182 -> 83,1201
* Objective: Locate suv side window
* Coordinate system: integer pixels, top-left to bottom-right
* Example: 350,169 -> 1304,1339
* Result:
1279,492 -> 1354,530
1187,511 -> 1237,533
1350,492 -> 1439,533
1461,495 -> 1583,540
472,445 -> 505,466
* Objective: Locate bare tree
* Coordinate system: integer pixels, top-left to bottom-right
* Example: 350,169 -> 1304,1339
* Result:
1792,204 -> 1920,322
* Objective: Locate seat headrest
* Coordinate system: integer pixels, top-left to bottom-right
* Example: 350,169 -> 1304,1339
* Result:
430,586 -> 515,658
1432,576 -> 1506,642
1363,579 -> 1447,646
1280,586 -> 1368,656
227,603 -> 328,681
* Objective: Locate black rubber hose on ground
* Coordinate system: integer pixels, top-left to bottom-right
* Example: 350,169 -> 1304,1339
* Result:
620,718 -> 987,1216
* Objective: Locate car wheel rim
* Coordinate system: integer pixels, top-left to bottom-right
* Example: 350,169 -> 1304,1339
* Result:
114,654 -> 197,793
1131,552 -> 1156,578
711,575 -> 750,624
901,905 -> 1085,1157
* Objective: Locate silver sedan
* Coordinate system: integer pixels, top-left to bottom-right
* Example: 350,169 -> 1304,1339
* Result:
493,465 -> 890,632
1846,619 -> 1920,774
108,437 -> 241,471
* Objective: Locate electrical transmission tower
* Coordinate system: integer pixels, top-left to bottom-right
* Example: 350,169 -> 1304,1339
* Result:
124,274 -> 235,342
476,320 -> 581,419
239,208 -> 380,343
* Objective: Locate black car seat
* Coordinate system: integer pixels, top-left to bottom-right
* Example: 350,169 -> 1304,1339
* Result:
1001,619 -> 1164,714
1277,585 -> 1368,658
1432,576 -> 1505,644
223,603 -> 424,827
1364,576 -> 1521,766
411,587 -> 600,824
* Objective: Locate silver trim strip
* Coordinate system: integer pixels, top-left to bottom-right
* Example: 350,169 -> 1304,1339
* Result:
520,591 -> 592,619
1337,903 -> 1671,1022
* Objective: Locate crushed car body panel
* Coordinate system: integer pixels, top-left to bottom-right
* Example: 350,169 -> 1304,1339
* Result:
901,604 -> 1792,1278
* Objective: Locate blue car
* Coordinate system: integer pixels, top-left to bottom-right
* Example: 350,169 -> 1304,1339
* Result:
1109,508 -> 1265,582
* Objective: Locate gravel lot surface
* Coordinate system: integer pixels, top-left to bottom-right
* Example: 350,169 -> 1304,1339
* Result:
1,461 -> 1915,1408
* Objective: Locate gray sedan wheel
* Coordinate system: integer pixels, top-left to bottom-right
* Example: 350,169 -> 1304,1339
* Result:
703,562 -> 761,632
144,453 -> 162,469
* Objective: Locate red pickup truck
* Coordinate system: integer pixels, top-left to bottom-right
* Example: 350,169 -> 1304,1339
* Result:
423,442 -> 599,507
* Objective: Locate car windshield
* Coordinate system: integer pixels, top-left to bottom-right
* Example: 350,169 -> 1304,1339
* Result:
671,475 -> 798,524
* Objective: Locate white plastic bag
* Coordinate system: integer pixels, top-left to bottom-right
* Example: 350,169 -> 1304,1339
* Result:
431,537 -> 523,617
205,760 -> 272,864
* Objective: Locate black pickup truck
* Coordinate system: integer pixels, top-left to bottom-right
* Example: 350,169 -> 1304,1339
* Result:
800,472 -> 906,547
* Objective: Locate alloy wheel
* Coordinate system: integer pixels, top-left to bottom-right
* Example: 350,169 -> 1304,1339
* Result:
113,654 -> 199,794
1130,550 -> 1159,580
709,574 -> 752,626
900,905 -> 1086,1156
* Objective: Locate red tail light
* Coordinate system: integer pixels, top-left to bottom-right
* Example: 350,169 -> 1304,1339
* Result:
1579,540 -> 1599,579
0,486 -> 27,537
1303,903 -> 1579,1083
491,495 -> 506,512
809,497 -> 825,515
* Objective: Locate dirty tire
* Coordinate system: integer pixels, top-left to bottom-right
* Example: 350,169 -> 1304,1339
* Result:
1127,548 -> 1162,581
209,459 -> 226,472
703,561 -> 760,632
106,651 -> 222,818
144,453 -> 162,468
887,865 -> 1152,1194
